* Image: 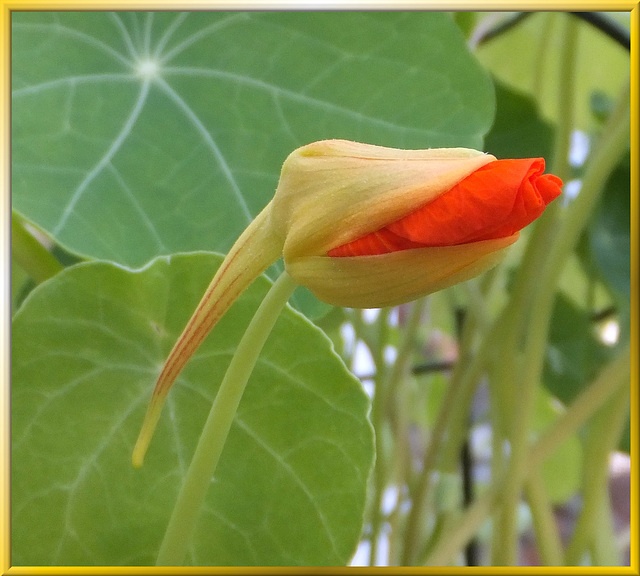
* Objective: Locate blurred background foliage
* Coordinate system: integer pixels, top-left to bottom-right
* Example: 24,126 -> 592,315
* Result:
11,10 -> 631,567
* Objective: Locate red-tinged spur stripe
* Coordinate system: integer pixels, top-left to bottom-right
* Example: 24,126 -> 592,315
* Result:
133,207 -> 282,467
133,245 -> 250,468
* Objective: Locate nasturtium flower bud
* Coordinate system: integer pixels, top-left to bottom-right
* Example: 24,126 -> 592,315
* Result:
269,139 -> 496,259
277,144 -> 562,307
133,139 -> 561,465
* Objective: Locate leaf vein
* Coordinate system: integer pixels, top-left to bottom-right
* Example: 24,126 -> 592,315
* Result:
233,418 -> 342,559
52,79 -> 152,236
156,78 -> 252,222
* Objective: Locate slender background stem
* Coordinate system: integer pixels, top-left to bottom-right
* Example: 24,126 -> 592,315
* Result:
529,343 -> 630,469
524,470 -> 564,566
367,308 -> 392,566
564,383 -> 630,565
493,15 -> 578,564
403,307 -> 494,565
426,64 -> 630,565
424,341 -> 629,566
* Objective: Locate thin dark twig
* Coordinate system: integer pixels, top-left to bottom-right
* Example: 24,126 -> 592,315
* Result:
570,12 -> 630,51
455,308 -> 479,567
591,305 -> 618,323
471,12 -> 533,48
412,360 -> 456,375
471,11 -> 630,52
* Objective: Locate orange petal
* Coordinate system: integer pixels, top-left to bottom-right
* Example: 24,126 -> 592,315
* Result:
329,158 -> 562,257
327,228 -> 425,257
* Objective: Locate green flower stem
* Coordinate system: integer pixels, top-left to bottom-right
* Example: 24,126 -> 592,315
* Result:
387,299 -> 426,421
155,271 -> 298,566
564,381 -> 630,565
402,314 -> 494,565
492,306 -> 545,563
424,342 -> 629,567
387,299 -> 427,564
492,9 -> 577,379
421,71 -> 629,561
504,80 -> 630,566
529,342 -> 630,469
502,11 -> 574,352
11,211 -> 63,284
368,307 -> 392,566
543,78 -> 630,292
532,13 -> 555,97
424,482 -> 499,566
591,483 -> 620,566
550,16 -> 579,180
524,470 -> 563,566
435,303 -> 497,475
491,18 -> 630,566
387,300 -> 426,468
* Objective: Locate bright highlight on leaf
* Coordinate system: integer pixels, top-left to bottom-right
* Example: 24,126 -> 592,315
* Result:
134,140 -> 562,466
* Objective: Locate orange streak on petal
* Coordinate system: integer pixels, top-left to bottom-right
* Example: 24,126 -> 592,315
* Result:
328,228 -> 423,257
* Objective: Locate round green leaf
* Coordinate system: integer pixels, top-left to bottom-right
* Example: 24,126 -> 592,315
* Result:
544,293 -> 615,406
12,253 -> 374,566
12,11 -> 494,270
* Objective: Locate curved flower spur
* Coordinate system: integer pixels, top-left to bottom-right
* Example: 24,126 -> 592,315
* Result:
133,139 -> 562,466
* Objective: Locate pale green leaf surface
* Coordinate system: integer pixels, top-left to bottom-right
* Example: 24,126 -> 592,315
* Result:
532,387 -> 582,504
12,11 -> 494,272
12,253 -> 374,566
